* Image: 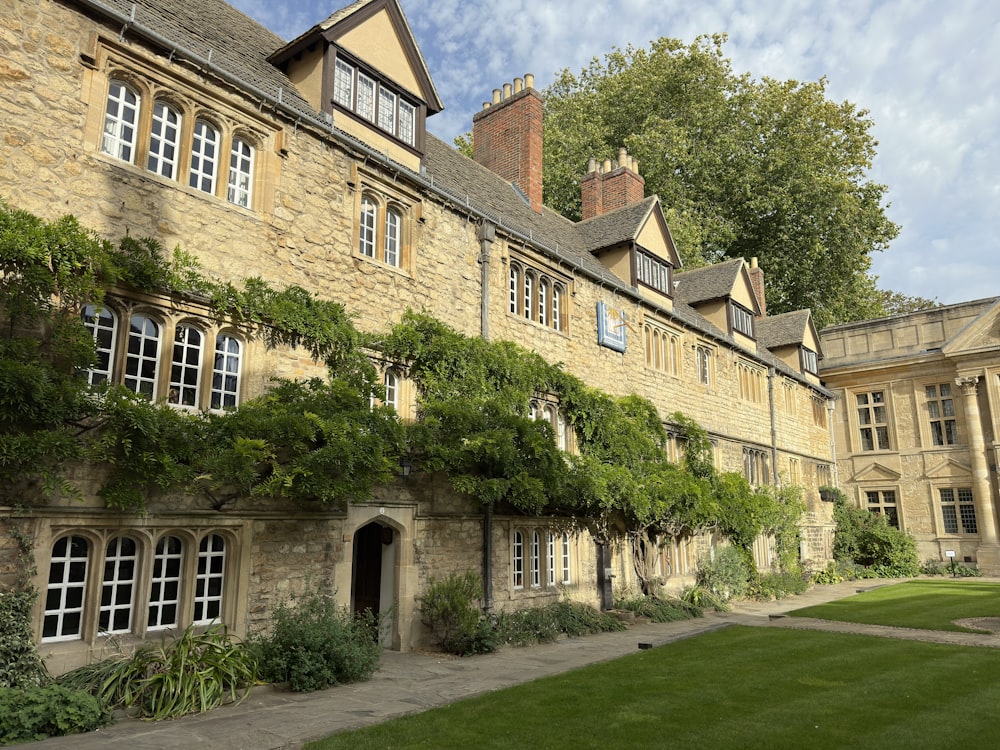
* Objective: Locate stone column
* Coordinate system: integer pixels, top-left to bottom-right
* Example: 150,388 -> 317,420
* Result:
957,376 -> 1000,571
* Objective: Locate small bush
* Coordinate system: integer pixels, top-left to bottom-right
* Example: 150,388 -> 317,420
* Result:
833,498 -> 920,577
0,590 -> 49,690
494,601 -> 626,648
0,684 -> 109,743
615,595 -> 703,622
749,570 -> 808,600
418,572 -> 484,654
695,546 -> 751,603
811,561 -> 847,585
250,590 -> 380,692
58,623 -> 257,720
680,584 -> 730,612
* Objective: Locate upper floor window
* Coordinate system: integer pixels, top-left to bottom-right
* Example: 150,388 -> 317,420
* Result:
743,447 -> 770,486
939,488 -> 977,534
383,369 -> 399,412
332,56 -> 419,147
356,191 -> 408,269
636,250 -> 672,295
81,303 -> 243,412
99,78 -> 261,210
696,345 -> 713,386
857,390 -> 890,451
531,400 -> 574,452
815,463 -> 831,488
866,489 -> 898,528
925,384 -> 957,446
737,361 -> 765,404
801,347 -> 818,375
730,303 -> 754,338
644,324 -> 679,376
812,396 -> 828,428
509,261 -> 567,333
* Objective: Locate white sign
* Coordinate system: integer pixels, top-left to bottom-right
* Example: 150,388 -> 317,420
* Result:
945,550 -> 956,558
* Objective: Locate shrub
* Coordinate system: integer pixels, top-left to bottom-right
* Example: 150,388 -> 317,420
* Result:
58,623 -> 257,720
833,498 -> 920,577
0,590 -> 48,690
0,684 -> 109,744
680,584 -> 730,611
811,561 -> 847,585
749,570 -> 808,600
615,594 -> 703,622
494,601 -> 626,648
695,545 -> 751,603
418,572 -> 484,654
250,590 -> 380,692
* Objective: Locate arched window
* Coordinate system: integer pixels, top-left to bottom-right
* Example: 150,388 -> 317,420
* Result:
148,100 -> 181,179
359,195 -> 377,258
552,285 -> 564,331
557,410 -> 568,452
384,369 -> 399,411
169,325 -> 203,408
547,532 -> 556,585
384,207 -> 401,267
512,530 -> 524,589
509,265 -> 520,314
43,536 -> 89,642
211,334 -> 242,411
227,137 -> 254,208
530,531 -> 541,588
81,305 -> 117,385
102,80 -> 139,162
538,278 -> 549,326
189,119 -> 219,194
561,533 -> 571,584
194,534 -> 226,625
523,272 -> 534,320
99,536 -> 138,634
125,314 -> 160,400
148,535 -> 183,630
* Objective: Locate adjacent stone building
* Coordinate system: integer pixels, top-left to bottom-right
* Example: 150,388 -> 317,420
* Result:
1,0 -> 836,673
820,299 -> 1000,573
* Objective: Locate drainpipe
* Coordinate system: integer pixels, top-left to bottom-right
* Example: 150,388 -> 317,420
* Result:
477,221 -> 496,611
826,398 -> 839,487
767,367 -> 779,485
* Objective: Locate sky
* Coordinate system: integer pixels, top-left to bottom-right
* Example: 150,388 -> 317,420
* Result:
229,0 -> 1000,306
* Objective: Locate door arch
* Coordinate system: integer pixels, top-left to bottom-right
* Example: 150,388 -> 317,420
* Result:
351,521 -> 397,646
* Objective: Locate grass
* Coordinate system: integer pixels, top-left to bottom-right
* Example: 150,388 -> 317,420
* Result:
788,580 -> 1000,632
305,625 -> 1000,750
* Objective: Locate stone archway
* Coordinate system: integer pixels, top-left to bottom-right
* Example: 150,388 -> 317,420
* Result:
351,520 -> 399,647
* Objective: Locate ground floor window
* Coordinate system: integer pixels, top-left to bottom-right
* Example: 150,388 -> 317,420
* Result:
513,527 -> 571,592
865,490 -> 899,528
40,527 -> 238,644
940,488 -> 977,534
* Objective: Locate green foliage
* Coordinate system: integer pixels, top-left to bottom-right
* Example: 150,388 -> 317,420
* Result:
679,584 -> 730,612
811,561 -> 848,585
614,594 -> 703,622
0,590 -> 48,690
418,572 -> 484,654
493,601 -> 626,647
749,570 -> 808,601
695,546 -> 751,603
542,36 -> 900,327
0,684 -> 109,744
921,559 -> 981,578
833,498 -> 920,577
249,589 -> 380,692
57,623 -> 256,720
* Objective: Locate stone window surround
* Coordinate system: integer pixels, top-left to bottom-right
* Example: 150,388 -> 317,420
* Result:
923,382 -> 959,447
695,343 -> 715,386
84,43 -> 277,213
81,293 -> 248,412
507,255 -> 570,333
864,488 -> 900,528
349,165 -> 420,275
854,388 -> 893,452
510,525 -> 572,594
736,359 -> 766,405
33,519 -> 249,651
643,321 -> 680,376
937,486 -> 978,535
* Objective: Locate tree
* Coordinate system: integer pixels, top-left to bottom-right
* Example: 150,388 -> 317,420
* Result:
541,35 -> 901,328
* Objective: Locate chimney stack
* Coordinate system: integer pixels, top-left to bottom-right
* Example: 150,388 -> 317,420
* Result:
580,147 -> 645,220
748,256 -> 766,318
473,74 -> 544,213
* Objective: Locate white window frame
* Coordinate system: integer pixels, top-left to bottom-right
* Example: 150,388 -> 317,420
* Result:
82,305 -> 117,385
227,137 -> 254,208
547,532 -> 556,585
147,100 -> 181,179
193,534 -> 226,625
333,59 -> 355,108
148,535 -> 183,630
378,88 -> 396,134
384,207 -> 401,267
512,530 -> 524,589
530,531 -> 541,588
561,533 -> 571,584
124,314 -> 161,400
210,334 -> 242,411
99,536 -> 138,635
189,119 -> 219,194
42,536 -> 89,642
696,345 -> 712,386
169,324 -> 203,409
102,80 -> 139,162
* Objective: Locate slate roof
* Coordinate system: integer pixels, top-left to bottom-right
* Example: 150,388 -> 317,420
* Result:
673,258 -> 744,305
76,0 -> 830,395
756,310 -> 813,350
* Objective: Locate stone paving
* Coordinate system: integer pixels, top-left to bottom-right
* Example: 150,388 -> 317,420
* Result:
33,578 -> 1000,750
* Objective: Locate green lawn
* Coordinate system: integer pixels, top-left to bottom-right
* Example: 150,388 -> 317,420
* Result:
305,625 -> 1000,750
789,580 -> 1000,631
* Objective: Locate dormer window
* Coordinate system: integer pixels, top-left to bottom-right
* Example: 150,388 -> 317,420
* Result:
636,250 -> 672,295
801,347 -> 818,374
332,55 -> 418,147
730,303 -> 754,338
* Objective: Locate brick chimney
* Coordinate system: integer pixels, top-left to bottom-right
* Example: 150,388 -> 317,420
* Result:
580,147 -> 645,220
473,74 -> 544,213
748,256 -> 766,318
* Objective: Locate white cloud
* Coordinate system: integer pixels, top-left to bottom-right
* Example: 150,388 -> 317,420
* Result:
229,0 -> 1000,308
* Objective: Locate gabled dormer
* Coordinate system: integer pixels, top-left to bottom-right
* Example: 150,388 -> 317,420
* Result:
268,0 -> 443,172
673,258 -> 762,348
577,194 -> 682,311
757,309 -> 824,384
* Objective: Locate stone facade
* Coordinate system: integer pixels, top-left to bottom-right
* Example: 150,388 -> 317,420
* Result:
1,0 -> 837,673
820,299 -> 1000,573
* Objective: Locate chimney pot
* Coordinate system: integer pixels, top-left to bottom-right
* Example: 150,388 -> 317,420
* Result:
514,77 -> 524,93
525,73 -> 534,89
492,89 -> 502,105
502,82 -> 512,99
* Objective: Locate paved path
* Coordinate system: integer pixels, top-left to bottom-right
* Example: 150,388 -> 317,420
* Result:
34,578 -> 1000,749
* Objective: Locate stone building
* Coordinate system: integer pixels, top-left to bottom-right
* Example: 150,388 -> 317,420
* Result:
820,299 -> 1000,573
0,0 -> 835,673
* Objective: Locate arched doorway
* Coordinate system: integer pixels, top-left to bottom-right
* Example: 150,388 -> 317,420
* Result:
351,521 -> 397,646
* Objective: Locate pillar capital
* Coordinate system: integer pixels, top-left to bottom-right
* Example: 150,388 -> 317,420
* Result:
956,375 -> 980,396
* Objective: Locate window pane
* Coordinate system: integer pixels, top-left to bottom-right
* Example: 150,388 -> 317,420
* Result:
211,335 -> 242,411
43,536 -> 89,641
357,73 -> 376,122
149,536 -> 183,629
102,81 -> 139,162
378,88 -> 396,134
148,101 -> 181,179
194,534 -> 226,624
81,305 -> 117,385
359,197 -> 377,258
169,325 -> 202,408
227,138 -> 254,208
384,208 -> 401,266
99,537 -> 137,634
398,100 -> 416,145
124,315 -> 159,400
333,59 -> 354,108
189,120 -> 219,194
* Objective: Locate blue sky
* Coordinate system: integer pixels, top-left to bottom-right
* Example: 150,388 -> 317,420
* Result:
229,0 -> 1000,307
